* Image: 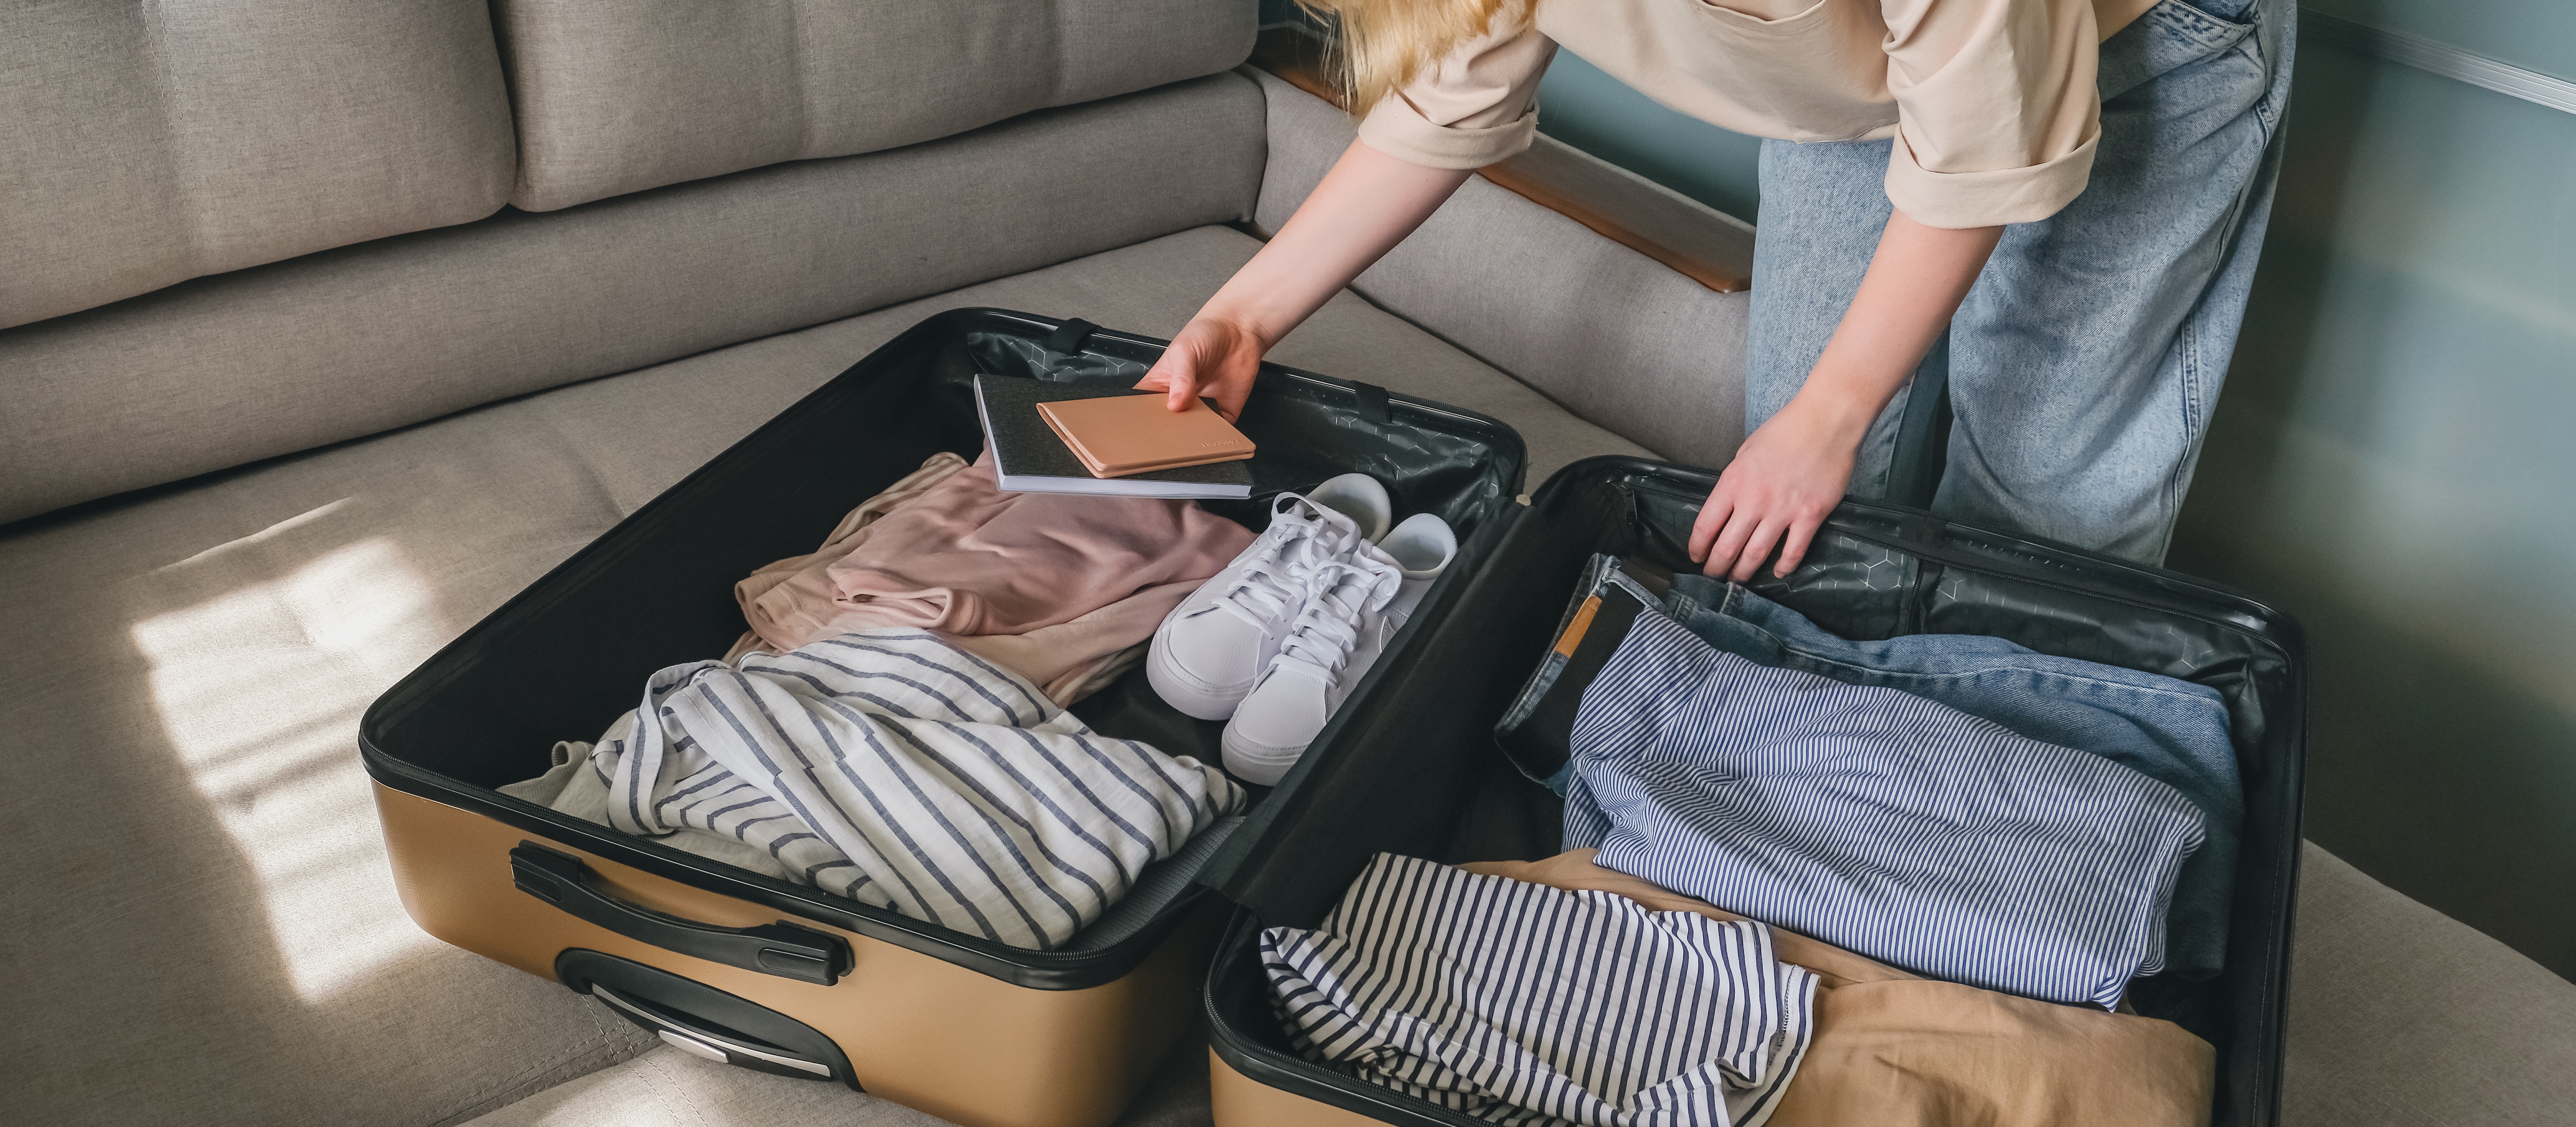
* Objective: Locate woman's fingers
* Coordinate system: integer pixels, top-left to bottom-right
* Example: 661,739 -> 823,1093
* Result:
1700,397 -> 1861,581
1728,517 -> 1787,584
1145,318 -> 1262,418
1688,485 -> 1733,565
1774,516 -> 1822,578
1700,481 -> 1824,581
1705,504 -> 1764,579
1134,354 -> 1189,402
1140,324 -> 1215,410
1205,359 -> 1255,421
1163,364 -> 1202,412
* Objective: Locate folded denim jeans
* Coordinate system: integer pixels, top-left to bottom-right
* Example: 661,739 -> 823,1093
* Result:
1564,610 -> 2206,1007
1664,573 -> 2242,980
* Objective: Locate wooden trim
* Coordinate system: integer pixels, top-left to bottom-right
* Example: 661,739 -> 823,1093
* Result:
1249,26 -> 1756,294
1480,148 -> 1756,294
1248,24 -> 1342,106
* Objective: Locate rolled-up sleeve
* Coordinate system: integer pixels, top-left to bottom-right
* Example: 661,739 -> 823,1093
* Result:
1880,0 -> 2102,227
1355,19 -> 1559,170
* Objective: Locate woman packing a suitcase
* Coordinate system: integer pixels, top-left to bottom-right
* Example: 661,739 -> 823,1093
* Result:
1140,0 -> 2292,571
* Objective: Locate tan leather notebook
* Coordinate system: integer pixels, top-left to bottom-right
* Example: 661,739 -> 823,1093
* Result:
1035,393 -> 1256,479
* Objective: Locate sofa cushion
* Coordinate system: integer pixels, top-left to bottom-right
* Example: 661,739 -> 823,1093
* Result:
457,1029 -> 1211,1127
0,73 -> 1264,528
498,0 -> 1257,212
0,0 -> 516,331
2281,843 -> 2576,1126
0,226 -> 1644,1127
457,1044 -> 952,1127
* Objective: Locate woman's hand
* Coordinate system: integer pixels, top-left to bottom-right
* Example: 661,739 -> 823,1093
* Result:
1133,140 -> 1473,423
1694,210 -> 2004,582
1136,315 -> 1266,421
1689,398 -> 1867,581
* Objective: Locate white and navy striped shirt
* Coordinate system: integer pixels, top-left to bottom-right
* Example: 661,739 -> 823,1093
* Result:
1566,610 -> 2207,1009
1264,854 -> 1816,1127
584,629 -> 1245,950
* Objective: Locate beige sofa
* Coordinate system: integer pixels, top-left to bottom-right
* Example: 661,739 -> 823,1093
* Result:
1,3 -> 2565,1126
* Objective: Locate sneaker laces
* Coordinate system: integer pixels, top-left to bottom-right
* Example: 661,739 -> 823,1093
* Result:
1266,558 -> 1402,687
1208,554 -> 1306,632
1205,495 -> 1364,632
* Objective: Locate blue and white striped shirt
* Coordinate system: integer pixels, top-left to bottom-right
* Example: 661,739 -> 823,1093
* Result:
1565,611 -> 2207,1009
1264,854 -> 1816,1127
583,629 -> 1245,950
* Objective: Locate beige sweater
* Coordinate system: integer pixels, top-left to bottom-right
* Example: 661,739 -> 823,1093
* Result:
1461,850 -> 2216,1127
1357,0 -> 2162,227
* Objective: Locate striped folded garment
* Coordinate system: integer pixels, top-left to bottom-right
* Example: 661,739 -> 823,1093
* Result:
1264,853 -> 1818,1127
1566,610 -> 2208,1009
574,628 -> 1246,950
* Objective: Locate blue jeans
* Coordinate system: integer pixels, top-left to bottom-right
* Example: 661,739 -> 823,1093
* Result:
1745,0 -> 2295,563
1666,573 -> 2242,979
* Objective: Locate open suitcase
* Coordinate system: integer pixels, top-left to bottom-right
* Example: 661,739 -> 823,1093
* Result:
1202,457 -> 2310,1127
358,309 -> 1526,1127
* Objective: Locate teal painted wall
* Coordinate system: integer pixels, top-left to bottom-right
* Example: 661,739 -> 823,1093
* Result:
2163,20 -> 2576,977
1536,52 -> 1769,222
1529,9 -> 2576,977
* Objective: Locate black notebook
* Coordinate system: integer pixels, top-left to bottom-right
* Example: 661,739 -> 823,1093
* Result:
973,374 -> 1255,498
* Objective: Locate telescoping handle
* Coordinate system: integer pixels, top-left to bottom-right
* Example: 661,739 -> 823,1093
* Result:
510,843 -> 850,986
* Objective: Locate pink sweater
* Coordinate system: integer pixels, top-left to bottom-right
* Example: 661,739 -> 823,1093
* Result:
734,451 -> 1255,701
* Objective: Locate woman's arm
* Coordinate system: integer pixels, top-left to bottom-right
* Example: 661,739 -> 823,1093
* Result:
1690,211 -> 2004,580
1137,140 -> 1473,419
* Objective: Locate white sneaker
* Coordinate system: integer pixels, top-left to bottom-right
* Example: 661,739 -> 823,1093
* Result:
1146,474 -> 1392,720
1221,514 -> 1456,785
1303,472 -> 1392,543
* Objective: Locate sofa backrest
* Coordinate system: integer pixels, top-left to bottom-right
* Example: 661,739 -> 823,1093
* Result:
0,0 -> 516,332
0,0 -> 1261,526
497,0 -> 1258,211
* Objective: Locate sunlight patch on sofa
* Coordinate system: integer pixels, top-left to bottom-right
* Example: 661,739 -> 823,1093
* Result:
132,535 -> 451,1002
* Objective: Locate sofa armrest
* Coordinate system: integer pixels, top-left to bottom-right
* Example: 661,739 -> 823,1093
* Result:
1244,32 -> 1750,471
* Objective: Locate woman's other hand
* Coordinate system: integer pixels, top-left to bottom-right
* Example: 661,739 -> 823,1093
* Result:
1689,398 -> 1866,581
1137,315 -> 1264,422
1695,209 -> 2003,582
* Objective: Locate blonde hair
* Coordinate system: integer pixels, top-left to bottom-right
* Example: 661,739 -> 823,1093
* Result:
1295,0 -> 1519,116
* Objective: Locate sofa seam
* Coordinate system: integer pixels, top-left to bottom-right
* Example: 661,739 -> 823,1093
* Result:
420,1022 -> 653,1127
641,1052 -> 717,1127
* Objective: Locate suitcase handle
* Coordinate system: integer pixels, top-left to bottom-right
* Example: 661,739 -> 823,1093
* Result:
511,843 -> 850,986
